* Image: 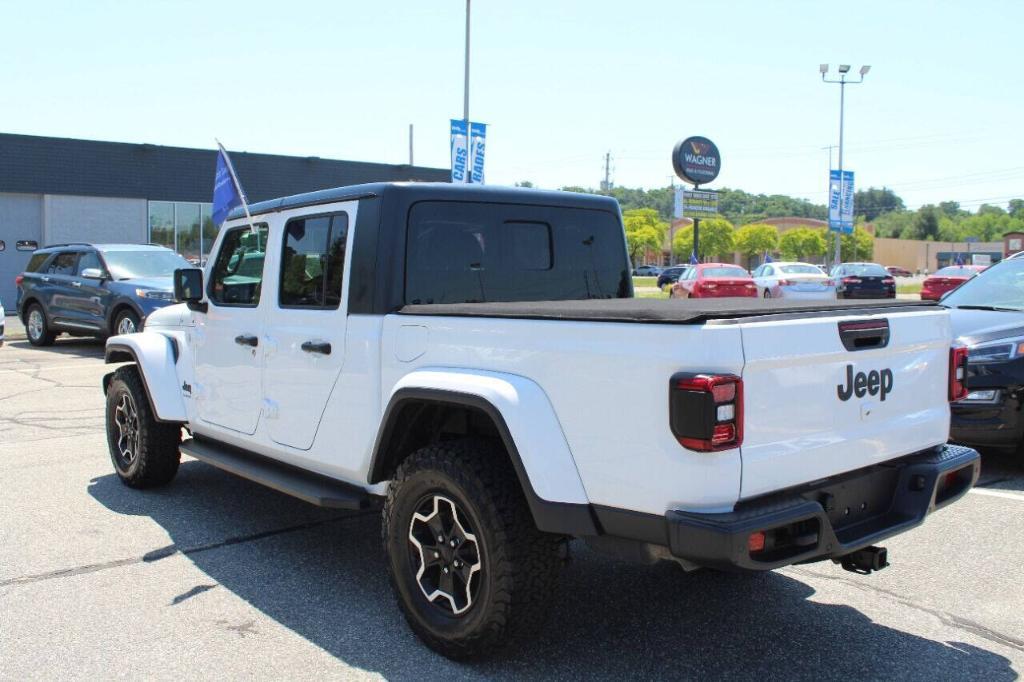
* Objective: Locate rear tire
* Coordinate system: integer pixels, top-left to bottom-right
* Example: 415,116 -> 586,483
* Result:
25,304 -> 55,346
382,438 -> 561,659
105,365 -> 181,488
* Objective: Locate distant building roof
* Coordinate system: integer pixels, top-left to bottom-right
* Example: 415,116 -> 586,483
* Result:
0,133 -> 449,203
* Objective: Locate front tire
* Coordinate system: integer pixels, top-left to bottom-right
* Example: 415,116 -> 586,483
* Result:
25,304 -> 55,346
114,308 -> 141,336
382,439 -> 561,659
105,366 -> 181,488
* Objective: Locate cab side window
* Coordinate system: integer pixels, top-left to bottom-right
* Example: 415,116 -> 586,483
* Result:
76,251 -> 103,275
279,213 -> 348,309
47,252 -> 78,276
208,225 -> 269,306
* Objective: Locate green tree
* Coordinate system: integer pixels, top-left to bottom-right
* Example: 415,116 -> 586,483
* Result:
841,227 -> 874,261
903,205 -> 941,240
672,218 -> 735,261
854,187 -> 905,221
626,226 -> 661,263
622,208 -> 668,243
938,201 -> 963,218
734,223 -> 779,266
1009,199 -> 1024,219
778,228 -> 826,261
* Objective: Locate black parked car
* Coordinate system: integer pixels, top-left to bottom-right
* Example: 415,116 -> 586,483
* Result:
946,254 -> 1024,456
829,262 -> 896,299
15,243 -> 190,346
656,265 -> 690,290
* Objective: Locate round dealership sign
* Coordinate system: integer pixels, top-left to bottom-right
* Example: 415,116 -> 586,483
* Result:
672,136 -> 721,185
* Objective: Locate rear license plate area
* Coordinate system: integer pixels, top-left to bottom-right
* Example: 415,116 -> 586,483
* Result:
803,466 -> 900,532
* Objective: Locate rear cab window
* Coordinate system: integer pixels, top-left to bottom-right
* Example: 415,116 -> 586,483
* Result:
405,201 -> 629,304
279,213 -> 349,309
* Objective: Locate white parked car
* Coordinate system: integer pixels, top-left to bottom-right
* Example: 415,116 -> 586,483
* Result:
752,261 -> 836,300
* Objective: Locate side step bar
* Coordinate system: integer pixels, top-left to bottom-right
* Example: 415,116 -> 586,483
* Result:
180,438 -> 374,510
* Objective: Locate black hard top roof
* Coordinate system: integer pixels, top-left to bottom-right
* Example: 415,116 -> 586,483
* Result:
227,182 -> 620,221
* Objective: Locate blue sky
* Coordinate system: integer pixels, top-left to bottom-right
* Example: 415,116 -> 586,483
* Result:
2,0 -> 1021,211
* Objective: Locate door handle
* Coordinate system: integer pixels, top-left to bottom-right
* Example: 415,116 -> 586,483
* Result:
234,334 -> 259,347
41,276 -> 51,282
301,340 -> 332,355
71,281 -> 82,287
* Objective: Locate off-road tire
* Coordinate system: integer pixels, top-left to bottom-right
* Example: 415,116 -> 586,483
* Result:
382,438 -> 562,659
25,304 -> 56,346
105,365 -> 181,488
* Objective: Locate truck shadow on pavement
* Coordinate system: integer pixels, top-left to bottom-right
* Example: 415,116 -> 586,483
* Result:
88,461 -> 1016,681
5,338 -> 105,359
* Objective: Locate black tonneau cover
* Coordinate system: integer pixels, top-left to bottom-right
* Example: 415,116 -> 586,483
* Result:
398,298 -> 939,325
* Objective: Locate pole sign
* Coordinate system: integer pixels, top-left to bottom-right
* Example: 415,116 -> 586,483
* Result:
675,188 -> 718,217
672,136 -> 721,186
451,119 -> 486,184
828,169 -> 855,234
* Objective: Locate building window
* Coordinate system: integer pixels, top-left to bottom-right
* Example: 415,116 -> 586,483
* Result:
148,201 -> 216,265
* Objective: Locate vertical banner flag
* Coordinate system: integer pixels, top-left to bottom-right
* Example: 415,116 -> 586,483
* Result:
469,122 -> 486,184
673,187 -> 684,219
828,170 -> 855,234
213,144 -> 248,226
450,119 -> 469,183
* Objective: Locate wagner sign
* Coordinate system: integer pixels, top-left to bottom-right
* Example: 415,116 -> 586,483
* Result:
672,136 -> 721,185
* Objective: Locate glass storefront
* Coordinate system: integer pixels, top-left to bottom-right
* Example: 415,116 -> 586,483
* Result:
148,201 -> 217,265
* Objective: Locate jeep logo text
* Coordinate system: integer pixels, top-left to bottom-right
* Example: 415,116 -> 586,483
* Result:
837,365 -> 893,402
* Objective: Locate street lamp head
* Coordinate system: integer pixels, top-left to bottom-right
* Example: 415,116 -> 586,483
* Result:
838,64 -> 851,74
819,63 -> 829,75
859,65 -> 871,76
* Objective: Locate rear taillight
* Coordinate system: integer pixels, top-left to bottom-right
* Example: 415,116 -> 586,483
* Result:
14,275 -> 24,286
882,277 -> 895,285
842,277 -> 862,284
670,373 -> 743,451
950,345 -> 969,401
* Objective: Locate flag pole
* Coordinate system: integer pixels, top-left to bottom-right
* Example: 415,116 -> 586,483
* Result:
215,139 -> 258,235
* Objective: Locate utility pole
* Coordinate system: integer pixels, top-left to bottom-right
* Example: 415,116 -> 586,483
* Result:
820,64 -> 870,268
601,151 -> 612,191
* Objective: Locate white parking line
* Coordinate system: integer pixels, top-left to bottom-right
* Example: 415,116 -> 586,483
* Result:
969,487 -> 1024,502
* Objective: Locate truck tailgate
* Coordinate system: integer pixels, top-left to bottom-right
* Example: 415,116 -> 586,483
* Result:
736,308 -> 951,499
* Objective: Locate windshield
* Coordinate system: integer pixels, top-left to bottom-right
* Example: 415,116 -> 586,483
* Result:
934,266 -> 978,277
779,264 -> 824,275
702,266 -> 749,278
943,258 -> 1024,311
102,250 -> 192,280
840,264 -> 887,277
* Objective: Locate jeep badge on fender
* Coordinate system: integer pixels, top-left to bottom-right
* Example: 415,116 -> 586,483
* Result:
837,364 -> 894,402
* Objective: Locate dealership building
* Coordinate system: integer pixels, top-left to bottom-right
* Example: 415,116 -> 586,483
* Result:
0,132 -> 448,307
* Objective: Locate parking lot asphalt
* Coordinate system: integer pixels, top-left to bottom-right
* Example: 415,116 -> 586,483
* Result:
2,337 -> 1023,680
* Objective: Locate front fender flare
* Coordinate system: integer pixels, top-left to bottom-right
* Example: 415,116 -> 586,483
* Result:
104,332 -> 186,423
370,369 -> 598,536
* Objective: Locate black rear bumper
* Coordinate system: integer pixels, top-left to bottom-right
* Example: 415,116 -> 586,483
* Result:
665,444 -> 979,571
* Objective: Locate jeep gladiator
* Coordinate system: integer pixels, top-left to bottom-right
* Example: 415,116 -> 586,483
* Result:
101,183 -> 979,659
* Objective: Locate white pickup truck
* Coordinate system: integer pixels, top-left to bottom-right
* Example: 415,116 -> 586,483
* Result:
102,183 -> 979,659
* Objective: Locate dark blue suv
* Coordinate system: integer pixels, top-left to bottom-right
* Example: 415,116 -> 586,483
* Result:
15,243 -> 191,346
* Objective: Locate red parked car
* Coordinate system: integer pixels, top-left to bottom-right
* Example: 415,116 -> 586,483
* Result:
886,265 -> 913,277
920,265 -> 986,301
670,263 -> 757,298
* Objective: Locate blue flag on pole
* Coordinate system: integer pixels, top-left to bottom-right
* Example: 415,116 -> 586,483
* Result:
213,146 -> 247,226
764,253 -> 773,263
689,251 -> 699,265
954,253 -> 964,266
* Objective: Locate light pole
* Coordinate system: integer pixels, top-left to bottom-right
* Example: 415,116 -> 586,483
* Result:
464,0 -> 471,125
820,63 -> 870,267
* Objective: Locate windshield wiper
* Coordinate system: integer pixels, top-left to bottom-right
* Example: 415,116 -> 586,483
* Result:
953,304 -> 1023,312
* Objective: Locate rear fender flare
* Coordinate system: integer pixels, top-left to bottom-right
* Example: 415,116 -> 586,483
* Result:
104,332 -> 186,423
371,368 -> 597,536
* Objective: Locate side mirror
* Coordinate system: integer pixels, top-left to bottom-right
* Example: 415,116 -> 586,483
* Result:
80,268 -> 106,280
174,268 -> 207,312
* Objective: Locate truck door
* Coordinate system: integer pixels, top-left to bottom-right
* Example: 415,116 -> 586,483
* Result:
262,208 -> 352,450
193,224 -> 269,435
